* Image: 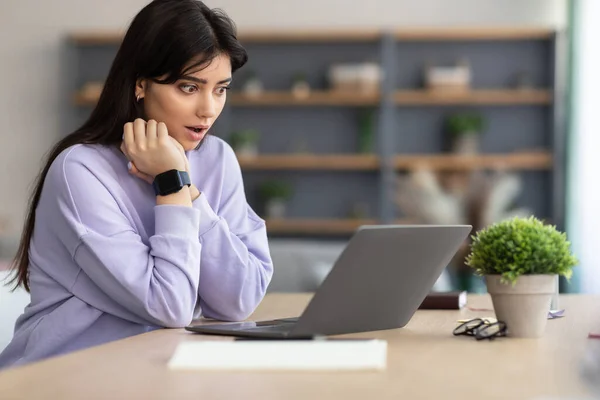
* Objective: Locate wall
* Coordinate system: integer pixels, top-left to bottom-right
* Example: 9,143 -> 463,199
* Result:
0,0 -> 569,348
0,0 -> 566,244
209,0 -> 567,29
568,0 -> 600,293
0,271 -> 30,351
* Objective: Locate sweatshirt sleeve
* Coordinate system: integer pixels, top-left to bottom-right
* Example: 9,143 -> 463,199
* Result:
192,143 -> 274,322
50,149 -> 201,328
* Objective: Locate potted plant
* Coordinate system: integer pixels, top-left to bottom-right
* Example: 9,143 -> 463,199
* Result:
465,216 -> 578,338
445,112 -> 485,154
229,129 -> 260,157
291,72 -> 310,99
357,109 -> 375,154
258,181 -> 292,218
242,70 -> 263,97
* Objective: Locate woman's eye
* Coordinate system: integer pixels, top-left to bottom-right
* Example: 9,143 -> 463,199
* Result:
216,86 -> 230,95
180,84 -> 197,94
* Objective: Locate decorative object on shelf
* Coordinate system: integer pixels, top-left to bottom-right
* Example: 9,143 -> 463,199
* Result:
395,168 -> 530,291
445,112 -> 485,155
515,70 -> 534,90
348,202 -> 370,219
229,129 -> 260,157
357,109 -> 375,153
290,72 -> 310,99
258,180 -> 293,219
241,71 -> 264,97
328,62 -> 382,93
424,59 -> 471,92
465,216 -> 578,338
290,138 -> 309,154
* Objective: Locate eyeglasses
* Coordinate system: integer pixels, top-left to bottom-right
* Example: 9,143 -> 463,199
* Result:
453,318 -> 507,341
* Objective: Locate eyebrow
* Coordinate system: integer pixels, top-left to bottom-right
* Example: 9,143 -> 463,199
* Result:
180,76 -> 232,85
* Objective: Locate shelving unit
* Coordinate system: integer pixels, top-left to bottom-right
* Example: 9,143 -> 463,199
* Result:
72,92 -> 100,107
393,27 -> 554,41
68,27 -> 565,237
67,27 -> 553,45
72,89 -> 552,107
235,152 -> 552,171
392,152 -> 553,171
229,91 -> 380,107
394,89 -> 552,105
265,218 -> 382,235
237,154 -> 380,171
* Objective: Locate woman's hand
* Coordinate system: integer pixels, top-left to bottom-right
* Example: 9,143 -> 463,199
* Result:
121,119 -> 186,178
121,119 -> 201,201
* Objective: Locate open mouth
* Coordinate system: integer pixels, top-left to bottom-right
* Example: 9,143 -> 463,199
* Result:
187,126 -> 204,133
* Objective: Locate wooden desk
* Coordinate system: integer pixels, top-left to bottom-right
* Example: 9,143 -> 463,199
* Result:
1,294 -> 599,400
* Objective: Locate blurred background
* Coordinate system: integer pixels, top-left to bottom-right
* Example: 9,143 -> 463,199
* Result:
0,0 -> 598,346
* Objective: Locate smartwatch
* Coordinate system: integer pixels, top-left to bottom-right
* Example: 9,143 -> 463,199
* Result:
152,170 -> 191,196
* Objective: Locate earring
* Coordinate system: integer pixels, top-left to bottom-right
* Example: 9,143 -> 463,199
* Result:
136,94 -> 141,103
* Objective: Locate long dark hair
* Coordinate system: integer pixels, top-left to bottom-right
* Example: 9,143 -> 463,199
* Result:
7,0 -> 248,292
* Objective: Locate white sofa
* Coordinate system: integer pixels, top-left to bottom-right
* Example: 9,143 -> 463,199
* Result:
0,271 -> 30,352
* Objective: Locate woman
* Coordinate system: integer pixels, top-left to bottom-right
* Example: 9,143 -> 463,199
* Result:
0,0 -> 273,368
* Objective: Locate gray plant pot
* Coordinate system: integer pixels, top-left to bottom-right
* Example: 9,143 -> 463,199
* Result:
266,198 -> 287,219
485,274 -> 556,338
452,133 -> 480,154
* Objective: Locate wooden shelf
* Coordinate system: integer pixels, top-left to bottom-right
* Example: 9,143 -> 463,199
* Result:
73,87 -> 551,107
237,154 -> 379,170
230,91 -> 380,106
394,27 -> 554,41
68,27 -> 554,46
68,31 -> 124,45
394,89 -> 552,105
67,30 -> 383,45
237,152 -> 552,171
239,29 -> 382,43
265,218 -> 411,235
73,91 -> 100,106
73,90 -> 380,107
393,152 -> 553,171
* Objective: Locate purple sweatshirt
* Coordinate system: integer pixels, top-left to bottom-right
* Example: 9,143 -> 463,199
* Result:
0,136 -> 273,369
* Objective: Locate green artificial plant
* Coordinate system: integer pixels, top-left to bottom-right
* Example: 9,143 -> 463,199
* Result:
446,112 -> 485,137
292,71 -> 308,84
465,216 -> 578,285
358,109 -> 375,153
258,180 -> 292,202
229,129 -> 260,150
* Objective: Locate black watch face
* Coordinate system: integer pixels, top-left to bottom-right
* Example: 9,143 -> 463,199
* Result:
156,170 -> 183,195
161,180 -> 183,194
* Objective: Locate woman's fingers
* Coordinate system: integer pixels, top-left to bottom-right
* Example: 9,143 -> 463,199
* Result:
122,119 -> 185,177
146,119 -> 158,144
122,122 -> 134,153
133,118 -> 147,148
157,122 -> 169,140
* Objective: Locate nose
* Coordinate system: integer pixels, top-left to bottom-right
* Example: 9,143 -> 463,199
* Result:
196,91 -> 217,120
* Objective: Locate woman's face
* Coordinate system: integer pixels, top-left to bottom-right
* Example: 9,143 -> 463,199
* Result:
136,53 -> 232,151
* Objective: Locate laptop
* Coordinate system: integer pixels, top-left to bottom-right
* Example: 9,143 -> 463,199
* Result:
186,224 -> 472,339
